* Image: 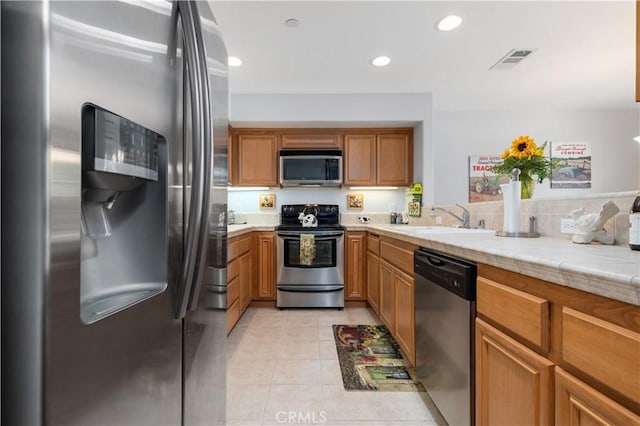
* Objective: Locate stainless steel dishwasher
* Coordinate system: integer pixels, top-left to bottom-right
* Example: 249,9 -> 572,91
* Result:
414,248 -> 476,426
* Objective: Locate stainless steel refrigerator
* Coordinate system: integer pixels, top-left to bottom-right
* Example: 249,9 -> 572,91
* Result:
1,1 -> 228,425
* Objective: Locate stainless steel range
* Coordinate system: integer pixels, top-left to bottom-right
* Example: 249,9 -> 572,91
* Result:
276,204 -> 344,308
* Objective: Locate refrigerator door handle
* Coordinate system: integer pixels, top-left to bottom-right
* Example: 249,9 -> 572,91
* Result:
188,0 -> 217,311
175,1 -> 205,319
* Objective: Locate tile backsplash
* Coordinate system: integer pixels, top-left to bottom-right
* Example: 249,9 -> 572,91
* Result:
408,191 -> 638,246
233,191 -> 639,246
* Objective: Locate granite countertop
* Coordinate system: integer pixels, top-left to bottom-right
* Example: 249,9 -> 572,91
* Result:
224,223 -> 640,306
227,224 -> 276,238
360,224 -> 640,306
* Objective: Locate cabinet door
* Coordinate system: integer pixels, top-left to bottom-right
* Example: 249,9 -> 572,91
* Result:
394,268 -> 415,366
345,231 -> 366,300
379,260 -> 395,331
239,251 -> 252,312
366,251 -> 380,314
476,319 -> 554,426
556,367 -> 640,426
377,133 -> 412,186
280,133 -> 342,149
255,232 -> 276,299
236,134 -> 278,186
344,134 -> 376,185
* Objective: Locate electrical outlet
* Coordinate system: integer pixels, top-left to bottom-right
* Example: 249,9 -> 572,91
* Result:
560,218 -> 577,234
435,216 -> 443,225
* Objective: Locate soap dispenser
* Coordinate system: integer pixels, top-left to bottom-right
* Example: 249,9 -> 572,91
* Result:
629,195 -> 640,251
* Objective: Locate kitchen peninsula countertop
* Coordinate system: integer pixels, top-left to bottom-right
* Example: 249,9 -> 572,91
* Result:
356,224 -> 640,306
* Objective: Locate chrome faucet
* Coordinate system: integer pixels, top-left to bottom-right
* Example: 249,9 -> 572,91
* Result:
432,204 -> 471,228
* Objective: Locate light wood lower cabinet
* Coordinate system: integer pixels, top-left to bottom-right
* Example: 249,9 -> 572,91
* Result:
556,367 -> 640,426
366,250 -> 380,314
477,263 -> 640,424
227,233 -> 253,333
475,318 -> 555,426
345,231 -> 366,300
239,251 -> 252,312
377,236 -> 416,366
254,231 -> 276,300
393,267 -> 414,365
379,259 -> 395,331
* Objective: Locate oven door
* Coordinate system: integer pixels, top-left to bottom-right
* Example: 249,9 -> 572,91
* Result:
276,230 -> 344,287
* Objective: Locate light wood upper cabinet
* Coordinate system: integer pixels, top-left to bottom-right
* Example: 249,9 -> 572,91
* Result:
231,128 -> 412,187
377,133 -> 412,186
345,231 -> 367,300
233,133 -> 279,186
344,134 -> 376,185
344,130 -> 413,186
280,132 -> 343,149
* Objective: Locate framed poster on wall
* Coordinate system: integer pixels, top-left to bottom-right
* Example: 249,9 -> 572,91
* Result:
468,156 -> 509,203
550,142 -> 591,189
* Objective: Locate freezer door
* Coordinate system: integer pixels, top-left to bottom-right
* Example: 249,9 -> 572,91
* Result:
3,1 -> 183,425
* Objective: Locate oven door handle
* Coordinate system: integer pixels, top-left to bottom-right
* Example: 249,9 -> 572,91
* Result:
277,285 -> 344,292
277,231 -> 344,238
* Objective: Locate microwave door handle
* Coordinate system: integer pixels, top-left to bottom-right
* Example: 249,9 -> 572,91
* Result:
175,1 -> 204,319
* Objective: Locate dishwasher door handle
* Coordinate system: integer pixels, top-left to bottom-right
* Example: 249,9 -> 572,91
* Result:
416,251 -> 446,267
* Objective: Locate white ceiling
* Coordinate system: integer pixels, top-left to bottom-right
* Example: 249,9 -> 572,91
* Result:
211,0 -> 637,112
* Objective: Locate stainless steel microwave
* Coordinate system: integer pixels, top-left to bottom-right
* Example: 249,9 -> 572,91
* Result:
279,150 -> 343,187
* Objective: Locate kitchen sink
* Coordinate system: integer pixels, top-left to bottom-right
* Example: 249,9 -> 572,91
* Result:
383,225 -> 494,235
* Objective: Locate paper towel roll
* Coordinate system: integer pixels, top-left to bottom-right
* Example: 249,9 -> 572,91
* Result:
508,181 -> 521,233
501,183 -> 511,232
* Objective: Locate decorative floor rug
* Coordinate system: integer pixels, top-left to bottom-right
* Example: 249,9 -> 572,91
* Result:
332,324 -> 426,392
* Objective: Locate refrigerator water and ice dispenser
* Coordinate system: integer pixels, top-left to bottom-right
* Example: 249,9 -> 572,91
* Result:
80,105 -> 167,324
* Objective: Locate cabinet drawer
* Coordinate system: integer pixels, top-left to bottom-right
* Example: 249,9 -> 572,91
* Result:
477,277 -> 549,352
380,239 -> 415,275
227,276 -> 239,308
228,237 -> 239,261
367,234 -> 380,256
238,234 -> 252,255
562,307 -> 640,405
227,298 -> 241,333
228,258 -> 239,282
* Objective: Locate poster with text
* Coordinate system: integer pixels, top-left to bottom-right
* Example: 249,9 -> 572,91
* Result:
550,142 -> 591,189
468,156 -> 509,203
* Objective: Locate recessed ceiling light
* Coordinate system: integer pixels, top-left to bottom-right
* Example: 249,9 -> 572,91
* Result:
228,56 -> 242,67
371,56 -> 391,67
436,15 -> 462,31
285,18 -> 300,28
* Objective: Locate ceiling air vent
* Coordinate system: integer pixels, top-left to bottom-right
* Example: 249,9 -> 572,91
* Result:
490,49 -> 535,70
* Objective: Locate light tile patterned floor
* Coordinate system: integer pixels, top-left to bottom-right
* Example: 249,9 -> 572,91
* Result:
227,307 -> 447,426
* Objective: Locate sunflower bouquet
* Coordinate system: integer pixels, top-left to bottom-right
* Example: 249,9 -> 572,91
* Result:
491,135 -> 553,183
